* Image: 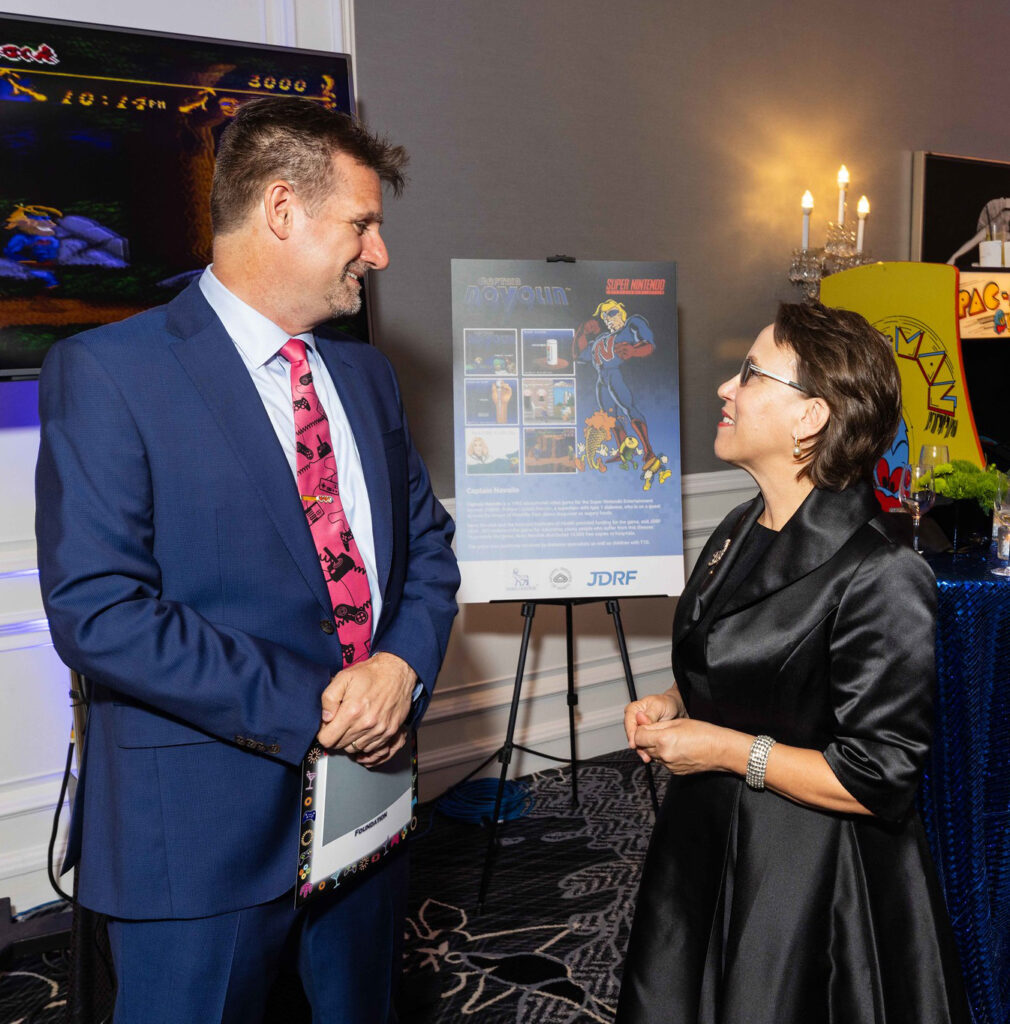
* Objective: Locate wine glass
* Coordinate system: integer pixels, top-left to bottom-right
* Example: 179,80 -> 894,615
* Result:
899,464 -> 936,554
918,444 -> 951,547
992,474 -> 1010,577
918,444 -> 950,479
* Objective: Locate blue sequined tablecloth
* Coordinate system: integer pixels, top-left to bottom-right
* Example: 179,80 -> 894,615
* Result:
919,554 -> 1010,1024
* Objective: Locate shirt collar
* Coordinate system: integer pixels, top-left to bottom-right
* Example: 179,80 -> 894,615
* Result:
199,265 -> 315,368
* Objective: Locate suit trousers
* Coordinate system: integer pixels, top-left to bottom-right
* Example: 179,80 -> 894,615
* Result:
106,851 -> 409,1024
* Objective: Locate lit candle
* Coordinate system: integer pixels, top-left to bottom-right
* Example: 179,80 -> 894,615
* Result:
801,191 -> 814,249
856,195 -> 869,252
837,165 -> 849,226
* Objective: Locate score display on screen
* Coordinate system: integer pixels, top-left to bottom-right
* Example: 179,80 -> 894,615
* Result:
0,14 -> 356,379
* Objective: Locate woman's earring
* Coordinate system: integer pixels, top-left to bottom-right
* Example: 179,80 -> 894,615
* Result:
792,433 -> 802,459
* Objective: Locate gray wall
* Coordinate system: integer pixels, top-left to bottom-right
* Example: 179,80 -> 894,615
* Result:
354,0 -> 1007,496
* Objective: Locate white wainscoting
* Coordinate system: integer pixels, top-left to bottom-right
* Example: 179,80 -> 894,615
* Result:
0,468 -> 753,912
0,547 -> 75,915
0,468 -> 753,911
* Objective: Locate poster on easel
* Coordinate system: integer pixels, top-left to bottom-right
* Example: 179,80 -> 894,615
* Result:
451,259 -> 683,603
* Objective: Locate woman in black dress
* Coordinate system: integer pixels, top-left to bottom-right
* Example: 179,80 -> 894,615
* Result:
617,302 -> 968,1023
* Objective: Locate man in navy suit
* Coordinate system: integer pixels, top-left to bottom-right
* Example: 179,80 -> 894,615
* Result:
35,97 -> 459,1022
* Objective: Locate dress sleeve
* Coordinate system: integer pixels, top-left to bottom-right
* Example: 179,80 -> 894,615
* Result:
822,540 -> 937,822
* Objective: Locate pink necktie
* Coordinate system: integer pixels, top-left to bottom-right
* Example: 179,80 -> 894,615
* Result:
279,339 -> 372,667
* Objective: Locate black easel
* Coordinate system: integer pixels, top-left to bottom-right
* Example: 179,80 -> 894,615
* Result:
477,597 -> 661,911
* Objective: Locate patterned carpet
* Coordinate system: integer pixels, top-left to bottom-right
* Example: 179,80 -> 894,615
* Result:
0,953 -> 68,1024
0,750 -> 663,1024
400,751 -> 663,1024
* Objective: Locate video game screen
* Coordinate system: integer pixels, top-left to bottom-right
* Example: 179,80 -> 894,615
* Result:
0,14 -> 357,379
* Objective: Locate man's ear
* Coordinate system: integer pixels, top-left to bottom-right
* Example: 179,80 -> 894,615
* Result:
263,180 -> 296,240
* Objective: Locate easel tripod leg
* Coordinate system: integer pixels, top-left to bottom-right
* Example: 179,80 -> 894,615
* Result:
565,602 -> 578,808
477,601 -> 537,911
606,599 -> 660,817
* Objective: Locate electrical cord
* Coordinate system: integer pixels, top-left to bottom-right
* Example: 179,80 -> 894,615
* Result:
510,742 -> 614,766
40,680 -> 116,1022
46,681 -> 90,905
46,734 -> 75,905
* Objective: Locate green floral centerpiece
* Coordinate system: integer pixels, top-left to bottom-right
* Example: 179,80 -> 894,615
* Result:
925,461 -> 1007,512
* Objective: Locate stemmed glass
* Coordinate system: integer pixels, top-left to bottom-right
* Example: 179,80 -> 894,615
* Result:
992,474 -> 1010,577
899,464 -> 936,554
917,444 -> 949,547
918,444 -> 950,478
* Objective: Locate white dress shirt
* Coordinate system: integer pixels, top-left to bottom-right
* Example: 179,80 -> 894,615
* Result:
199,266 -> 382,635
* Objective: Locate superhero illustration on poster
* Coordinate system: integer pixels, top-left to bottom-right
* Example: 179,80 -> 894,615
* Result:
451,259 -> 683,603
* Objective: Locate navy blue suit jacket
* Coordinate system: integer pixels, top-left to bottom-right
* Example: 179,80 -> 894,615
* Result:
35,281 -> 459,919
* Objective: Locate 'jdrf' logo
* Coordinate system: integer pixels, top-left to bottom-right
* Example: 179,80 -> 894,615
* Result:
587,570 -> 638,587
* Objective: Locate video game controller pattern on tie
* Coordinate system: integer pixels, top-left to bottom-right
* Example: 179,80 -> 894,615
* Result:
279,338 -> 373,667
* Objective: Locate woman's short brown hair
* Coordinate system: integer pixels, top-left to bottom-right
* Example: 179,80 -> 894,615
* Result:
210,96 -> 408,235
774,301 -> 901,491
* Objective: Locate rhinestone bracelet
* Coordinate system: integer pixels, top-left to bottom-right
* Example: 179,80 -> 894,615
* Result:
745,734 -> 777,791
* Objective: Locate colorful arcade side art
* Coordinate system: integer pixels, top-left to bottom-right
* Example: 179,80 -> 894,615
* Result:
957,270 -> 1010,338
451,260 -> 683,603
820,262 -> 984,511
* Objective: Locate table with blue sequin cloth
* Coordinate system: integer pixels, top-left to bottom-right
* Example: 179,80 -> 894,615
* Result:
919,553 -> 1010,1024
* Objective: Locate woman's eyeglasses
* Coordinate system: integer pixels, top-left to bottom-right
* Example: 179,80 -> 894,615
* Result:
739,357 -> 808,394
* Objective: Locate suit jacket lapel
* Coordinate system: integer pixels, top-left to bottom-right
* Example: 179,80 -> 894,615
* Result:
673,496 -> 762,648
716,480 -> 881,620
165,283 -> 332,616
316,338 -> 393,600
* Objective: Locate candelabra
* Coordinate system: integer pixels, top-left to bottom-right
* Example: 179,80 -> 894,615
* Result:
789,223 -> 872,301
789,170 -> 872,301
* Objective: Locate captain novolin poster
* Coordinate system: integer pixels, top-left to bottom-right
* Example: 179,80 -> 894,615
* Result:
451,259 -> 683,602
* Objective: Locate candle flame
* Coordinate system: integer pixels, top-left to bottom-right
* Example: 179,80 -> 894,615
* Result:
801,190 -> 814,211
857,195 -> 870,217
837,164 -> 850,187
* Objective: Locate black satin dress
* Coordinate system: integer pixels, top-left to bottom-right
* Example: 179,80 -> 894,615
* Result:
616,482 -> 969,1024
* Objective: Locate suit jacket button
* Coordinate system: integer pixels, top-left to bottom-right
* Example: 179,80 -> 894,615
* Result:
320,620 -> 335,635
268,743 -> 280,754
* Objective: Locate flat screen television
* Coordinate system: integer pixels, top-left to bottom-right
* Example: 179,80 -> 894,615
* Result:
0,13 -> 359,380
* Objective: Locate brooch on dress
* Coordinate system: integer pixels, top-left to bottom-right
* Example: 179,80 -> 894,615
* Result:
706,537 -> 731,573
